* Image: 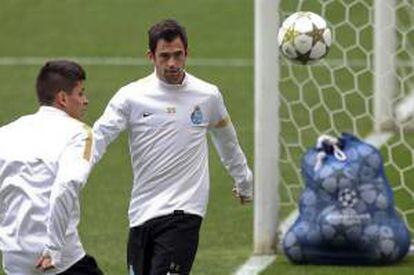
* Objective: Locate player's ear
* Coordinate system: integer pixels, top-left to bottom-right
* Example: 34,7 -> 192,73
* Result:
55,90 -> 67,108
147,50 -> 154,61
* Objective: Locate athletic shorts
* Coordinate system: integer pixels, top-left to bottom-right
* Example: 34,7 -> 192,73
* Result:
127,211 -> 203,275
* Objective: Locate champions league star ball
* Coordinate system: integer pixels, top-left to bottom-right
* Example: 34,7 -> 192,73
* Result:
277,11 -> 332,64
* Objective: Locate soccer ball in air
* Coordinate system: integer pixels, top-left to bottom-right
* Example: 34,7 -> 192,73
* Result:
278,11 -> 332,64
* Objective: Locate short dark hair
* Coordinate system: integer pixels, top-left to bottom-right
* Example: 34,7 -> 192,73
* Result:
36,60 -> 86,105
148,19 -> 188,53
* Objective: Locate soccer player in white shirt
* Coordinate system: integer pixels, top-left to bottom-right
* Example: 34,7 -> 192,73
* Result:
93,19 -> 253,275
0,60 -> 103,274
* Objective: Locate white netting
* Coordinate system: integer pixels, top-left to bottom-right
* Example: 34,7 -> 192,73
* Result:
279,0 -> 414,233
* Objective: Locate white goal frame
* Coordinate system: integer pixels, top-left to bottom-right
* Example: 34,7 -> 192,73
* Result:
254,0 -> 280,255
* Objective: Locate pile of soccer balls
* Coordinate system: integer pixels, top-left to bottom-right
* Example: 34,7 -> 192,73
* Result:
283,133 -> 411,265
278,11 -> 332,64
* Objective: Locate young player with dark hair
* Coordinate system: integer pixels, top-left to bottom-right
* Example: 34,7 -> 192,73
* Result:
0,60 -> 103,274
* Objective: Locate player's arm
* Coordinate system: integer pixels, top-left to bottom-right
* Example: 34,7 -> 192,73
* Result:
37,127 -> 93,271
208,91 -> 253,204
92,89 -> 129,165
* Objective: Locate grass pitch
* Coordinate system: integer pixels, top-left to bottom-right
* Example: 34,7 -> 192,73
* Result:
262,254 -> 414,275
1,0 -> 413,274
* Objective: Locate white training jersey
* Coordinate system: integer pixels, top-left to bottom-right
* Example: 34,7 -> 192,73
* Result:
0,106 -> 93,274
93,72 -> 252,228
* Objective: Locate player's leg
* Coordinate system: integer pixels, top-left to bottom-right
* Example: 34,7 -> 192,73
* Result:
127,224 -> 152,275
150,212 -> 202,275
57,255 -> 103,275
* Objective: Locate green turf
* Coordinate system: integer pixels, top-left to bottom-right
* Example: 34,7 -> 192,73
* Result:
0,0 -> 253,58
261,255 -> 414,275
1,0 -> 414,274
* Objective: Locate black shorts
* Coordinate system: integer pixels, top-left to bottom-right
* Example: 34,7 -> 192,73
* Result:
127,211 -> 203,275
58,254 -> 104,275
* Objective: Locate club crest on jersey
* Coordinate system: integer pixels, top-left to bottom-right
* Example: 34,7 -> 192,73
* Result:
191,105 -> 203,125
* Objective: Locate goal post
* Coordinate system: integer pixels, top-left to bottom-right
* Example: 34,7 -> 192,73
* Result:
254,0 -> 280,254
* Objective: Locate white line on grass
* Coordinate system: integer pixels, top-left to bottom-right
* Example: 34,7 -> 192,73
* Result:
278,209 -> 299,241
0,56 -> 253,67
234,255 -> 277,275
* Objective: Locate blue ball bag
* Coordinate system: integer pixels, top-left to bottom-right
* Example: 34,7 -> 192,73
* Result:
283,133 -> 410,265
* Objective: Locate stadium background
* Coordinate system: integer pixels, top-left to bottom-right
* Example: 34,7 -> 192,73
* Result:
0,0 -> 413,274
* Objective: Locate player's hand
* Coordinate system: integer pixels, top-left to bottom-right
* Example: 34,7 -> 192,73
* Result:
36,255 -> 55,271
232,186 -> 252,204
232,169 -> 253,205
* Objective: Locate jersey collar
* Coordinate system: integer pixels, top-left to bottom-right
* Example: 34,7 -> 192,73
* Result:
154,71 -> 189,89
37,106 -> 71,118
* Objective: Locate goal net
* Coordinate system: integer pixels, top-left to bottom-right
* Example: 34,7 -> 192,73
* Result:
277,0 -> 414,245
